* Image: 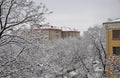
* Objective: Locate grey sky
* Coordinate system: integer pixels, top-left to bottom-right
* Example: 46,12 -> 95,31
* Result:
36,0 -> 120,32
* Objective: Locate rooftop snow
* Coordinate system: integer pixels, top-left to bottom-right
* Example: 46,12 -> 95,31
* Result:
110,19 -> 120,22
103,18 -> 120,24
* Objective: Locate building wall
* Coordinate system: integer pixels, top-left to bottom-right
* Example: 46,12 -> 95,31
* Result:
74,31 -> 80,37
24,25 -> 80,41
105,23 -> 120,55
62,31 -> 70,38
48,29 -> 62,40
104,22 -> 120,78
62,31 -> 80,38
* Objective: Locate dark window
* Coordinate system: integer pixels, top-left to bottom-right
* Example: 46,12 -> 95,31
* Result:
112,30 -> 120,39
113,47 -> 120,55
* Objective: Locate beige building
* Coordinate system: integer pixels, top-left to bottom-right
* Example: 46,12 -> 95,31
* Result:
103,19 -> 120,78
62,30 -> 80,39
28,27 -> 62,41
23,24 -> 80,42
40,28 -> 62,40
103,20 -> 120,56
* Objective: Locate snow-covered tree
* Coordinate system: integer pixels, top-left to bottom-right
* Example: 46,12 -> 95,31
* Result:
0,1 -> 108,77
83,25 -> 106,77
0,0 -> 51,77
0,0 -> 51,39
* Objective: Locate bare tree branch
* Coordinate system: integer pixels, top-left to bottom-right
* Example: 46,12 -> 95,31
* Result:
0,0 -> 4,29
16,46 -> 25,58
4,0 -> 14,28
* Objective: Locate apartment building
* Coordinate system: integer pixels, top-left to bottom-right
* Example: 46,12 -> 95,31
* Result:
103,19 -> 120,78
39,27 -> 62,40
62,30 -> 80,39
24,24 -> 80,42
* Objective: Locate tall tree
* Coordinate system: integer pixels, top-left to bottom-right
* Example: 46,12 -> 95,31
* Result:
0,0 -> 51,77
83,25 -> 106,77
0,0 -> 51,39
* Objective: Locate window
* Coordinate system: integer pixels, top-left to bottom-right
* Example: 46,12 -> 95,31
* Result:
112,30 -> 120,39
113,47 -> 120,55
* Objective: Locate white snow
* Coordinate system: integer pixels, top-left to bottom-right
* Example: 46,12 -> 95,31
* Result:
109,19 -> 120,22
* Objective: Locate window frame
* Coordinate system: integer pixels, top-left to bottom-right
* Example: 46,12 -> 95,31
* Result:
113,47 -> 120,55
112,30 -> 120,40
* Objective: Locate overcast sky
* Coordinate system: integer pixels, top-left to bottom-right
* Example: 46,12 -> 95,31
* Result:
36,0 -> 120,32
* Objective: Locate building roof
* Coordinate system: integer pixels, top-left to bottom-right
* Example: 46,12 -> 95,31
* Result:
61,27 -> 80,32
62,30 -> 80,33
32,27 -> 62,31
39,28 -> 62,31
110,19 -> 120,22
29,24 -> 80,33
103,18 -> 120,24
